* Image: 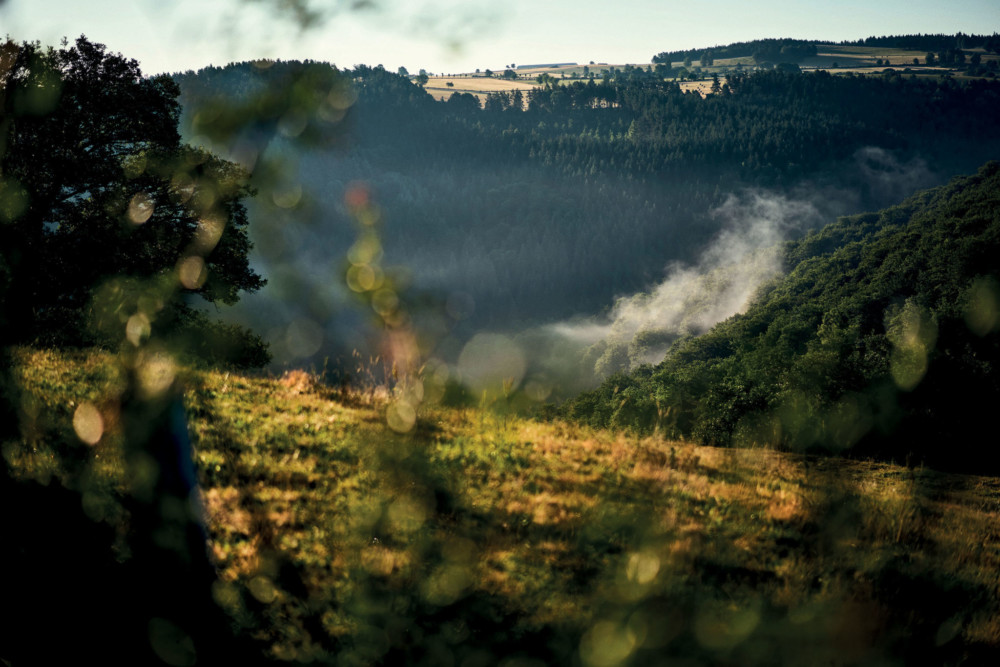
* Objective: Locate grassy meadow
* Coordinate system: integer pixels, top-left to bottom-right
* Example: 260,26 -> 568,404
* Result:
6,346 -> 1000,664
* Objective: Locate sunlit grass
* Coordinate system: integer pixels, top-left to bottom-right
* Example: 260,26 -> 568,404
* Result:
5,346 -> 1000,663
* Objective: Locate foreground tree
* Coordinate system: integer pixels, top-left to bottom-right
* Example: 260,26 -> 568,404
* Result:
1,36 -> 282,664
1,36 -> 266,364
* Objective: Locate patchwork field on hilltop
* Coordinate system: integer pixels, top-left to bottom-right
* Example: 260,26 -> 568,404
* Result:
422,44 -> 998,102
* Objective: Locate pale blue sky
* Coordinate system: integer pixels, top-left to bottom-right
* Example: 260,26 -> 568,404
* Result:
2,0 -> 998,75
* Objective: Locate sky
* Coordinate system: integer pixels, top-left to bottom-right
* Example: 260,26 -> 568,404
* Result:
1,0 -> 998,75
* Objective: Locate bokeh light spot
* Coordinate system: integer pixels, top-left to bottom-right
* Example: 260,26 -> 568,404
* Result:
885,300 -> 937,391
248,575 -> 278,604
191,213 -> 226,254
421,359 -> 450,404
423,563 -> 474,606
192,182 -> 218,212
346,264 -> 380,292
348,236 -> 382,266
890,347 -> 928,391
964,277 -> 1000,336
127,192 -> 154,225
72,402 -> 104,445
318,104 -> 347,123
211,580 -> 242,614
386,399 -> 417,433
126,312 -> 152,347
371,288 -> 399,317
137,352 -> 177,399
171,172 -> 195,204
272,183 -> 303,208
344,182 -> 370,208
327,85 -> 358,111
285,318 -> 324,359
625,550 -> 661,585
457,333 -> 526,396
0,179 -> 29,222
177,256 -> 208,289
580,620 -> 637,667
387,495 -> 428,533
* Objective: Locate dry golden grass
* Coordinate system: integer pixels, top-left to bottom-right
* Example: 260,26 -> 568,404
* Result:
679,80 -> 716,97
423,76 -> 539,102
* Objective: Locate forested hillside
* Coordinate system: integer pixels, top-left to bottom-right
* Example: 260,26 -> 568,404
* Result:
568,162 -> 1000,472
174,63 -> 1000,369
651,32 -> 1000,67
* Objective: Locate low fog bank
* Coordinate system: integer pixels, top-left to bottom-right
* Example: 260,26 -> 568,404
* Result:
511,189 -> 819,396
511,148 -> 939,395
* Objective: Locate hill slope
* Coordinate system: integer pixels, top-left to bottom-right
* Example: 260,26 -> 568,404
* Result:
569,162 -> 1000,472
3,347 -> 1000,664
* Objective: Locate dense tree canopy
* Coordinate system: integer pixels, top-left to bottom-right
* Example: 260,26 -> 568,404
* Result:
567,163 -> 1000,473
1,37 -> 265,363
653,38 -> 818,66
651,33 -> 1000,66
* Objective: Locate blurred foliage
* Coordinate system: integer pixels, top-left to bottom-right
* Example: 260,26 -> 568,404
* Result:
568,162 -> 1000,473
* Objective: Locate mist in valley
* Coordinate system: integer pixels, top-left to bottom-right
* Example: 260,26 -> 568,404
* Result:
223,141 -> 941,402
174,62 -> 987,402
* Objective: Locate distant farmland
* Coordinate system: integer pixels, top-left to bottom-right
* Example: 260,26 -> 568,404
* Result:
420,44 -> 998,103
423,75 -> 538,102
